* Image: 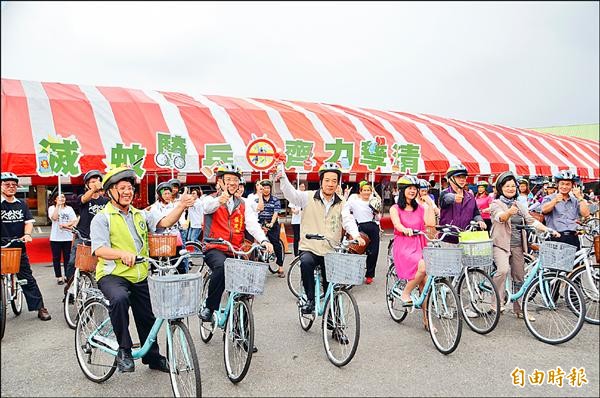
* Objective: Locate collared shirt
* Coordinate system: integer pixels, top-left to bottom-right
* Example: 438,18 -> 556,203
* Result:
542,193 -> 581,232
91,205 -> 156,255
345,194 -> 375,223
258,195 -> 281,224
1,195 -> 35,241
201,194 -> 267,243
146,201 -> 178,235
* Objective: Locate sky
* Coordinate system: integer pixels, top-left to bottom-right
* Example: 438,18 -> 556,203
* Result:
1,1 -> 598,128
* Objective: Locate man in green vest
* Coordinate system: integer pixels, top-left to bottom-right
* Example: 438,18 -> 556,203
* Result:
90,166 -> 194,373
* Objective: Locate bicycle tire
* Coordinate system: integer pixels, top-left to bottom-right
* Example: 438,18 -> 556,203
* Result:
173,155 -> 186,170
75,298 -> 117,382
287,256 -> 302,298
167,320 -> 202,397
385,264 -> 408,323
322,288 -> 360,367
1,277 -> 6,340
65,272 -> 97,330
199,275 -> 215,343
523,274 -> 586,344
567,264 -> 599,324
155,152 -> 168,167
10,274 -> 23,315
457,268 -> 500,334
427,278 -> 462,355
223,297 -> 253,383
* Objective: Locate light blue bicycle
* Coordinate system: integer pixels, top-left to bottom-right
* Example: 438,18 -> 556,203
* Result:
74,251 -> 203,397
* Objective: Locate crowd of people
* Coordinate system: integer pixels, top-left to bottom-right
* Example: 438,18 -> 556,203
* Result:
1,162 -> 598,371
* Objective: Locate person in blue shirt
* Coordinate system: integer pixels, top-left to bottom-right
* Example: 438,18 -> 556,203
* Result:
257,180 -> 285,277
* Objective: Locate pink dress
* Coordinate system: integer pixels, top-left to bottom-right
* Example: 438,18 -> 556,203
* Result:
392,204 -> 426,280
475,194 -> 493,220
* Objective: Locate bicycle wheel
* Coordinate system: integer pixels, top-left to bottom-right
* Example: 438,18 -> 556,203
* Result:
567,264 -> 599,324
1,277 -> 6,340
457,268 -> 500,334
287,256 -> 302,298
385,264 -> 408,323
184,241 -> 205,270
427,279 -> 462,355
10,274 -> 23,315
155,152 -> 168,167
65,272 -> 97,330
523,274 -> 586,344
173,155 -> 186,170
223,297 -> 253,383
322,289 -> 360,367
167,320 -> 202,397
75,298 -> 117,382
199,275 -> 215,343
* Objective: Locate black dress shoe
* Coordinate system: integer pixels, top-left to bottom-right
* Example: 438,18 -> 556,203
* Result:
199,307 -> 214,322
300,300 -> 315,315
148,356 -> 170,373
117,348 -> 135,373
332,329 -> 349,345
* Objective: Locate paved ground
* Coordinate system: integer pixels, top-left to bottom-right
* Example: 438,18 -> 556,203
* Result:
1,234 -> 599,397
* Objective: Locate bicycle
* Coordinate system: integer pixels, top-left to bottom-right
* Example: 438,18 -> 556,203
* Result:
493,225 -> 586,344
296,234 -> 364,367
197,237 -> 270,383
75,250 -> 203,397
1,237 -> 27,340
63,227 -> 97,329
385,230 -> 463,354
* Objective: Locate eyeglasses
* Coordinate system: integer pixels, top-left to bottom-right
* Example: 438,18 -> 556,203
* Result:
1,182 -> 18,188
113,185 -> 135,193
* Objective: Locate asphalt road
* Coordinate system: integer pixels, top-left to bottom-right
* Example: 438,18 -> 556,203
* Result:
1,235 -> 599,397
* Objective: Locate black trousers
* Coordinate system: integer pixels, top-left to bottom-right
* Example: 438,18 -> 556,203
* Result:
204,249 -> 230,311
50,240 -> 72,278
15,250 -> 45,311
358,221 -> 380,278
300,251 -> 328,302
551,232 -> 580,251
266,223 -> 283,267
292,224 -> 301,257
97,275 -> 161,362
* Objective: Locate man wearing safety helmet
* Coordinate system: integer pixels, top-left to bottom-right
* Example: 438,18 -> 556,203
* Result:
274,160 -> 365,320
65,170 -> 109,284
439,164 -> 486,242
199,164 -> 274,323
90,166 -> 195,373
541,170 -> 590,249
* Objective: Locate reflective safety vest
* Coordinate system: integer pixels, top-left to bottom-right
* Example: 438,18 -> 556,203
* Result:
203,198 -> 245,253
95,202 -> 150,283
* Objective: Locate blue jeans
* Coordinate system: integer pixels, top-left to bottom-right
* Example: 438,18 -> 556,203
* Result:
186,228 -> 202,245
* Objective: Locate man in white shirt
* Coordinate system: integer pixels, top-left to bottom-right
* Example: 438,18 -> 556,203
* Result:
289,182 -> 306,257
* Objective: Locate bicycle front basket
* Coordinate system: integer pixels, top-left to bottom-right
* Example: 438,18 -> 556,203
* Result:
539,241 -> 577,272
75,244 -> 98,272
148,234 -> 177,257
224,258 -> 268,295
148,273 -> 202,319
0,248 -> 21,275
324,252 -> 367,285
423,246 -> 463,277
459,240 -> 493,271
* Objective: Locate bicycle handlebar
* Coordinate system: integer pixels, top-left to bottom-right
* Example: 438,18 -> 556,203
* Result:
69,226 -> 92,243
204,237 -> 268,257
1,237 -> 25,248
304,234 -> 358,251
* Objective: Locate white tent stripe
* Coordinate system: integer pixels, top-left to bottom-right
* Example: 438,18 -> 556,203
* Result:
416,113 -> 491,174
21,81 -> 57,156
436,117 -> 514,173
78,85 -> 123,167
273,100 -> 336,143
241,97 -> 295,141
344,105 -> 426,173
190,94 -> 251,170
383,110 -> 461,166
144,90 -> 200,173
455,120 -> 537,175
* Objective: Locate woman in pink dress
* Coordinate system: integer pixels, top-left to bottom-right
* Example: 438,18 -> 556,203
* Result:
390,175 -> 436,307
475,181 -> 493,230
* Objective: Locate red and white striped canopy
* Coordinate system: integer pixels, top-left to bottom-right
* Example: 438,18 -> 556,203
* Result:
2,78 -> 598,183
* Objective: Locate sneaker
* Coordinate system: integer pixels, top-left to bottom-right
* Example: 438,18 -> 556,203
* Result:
300,300 -> 315,315
516,312 -> 536,322
116,348 -> 135,373
463,308 -> 480,318
38,307 -> 52,321
365,277 -> 373,285
57,278 -> 64,285
148,356 -> 169,373
331,329 -> 349,345
199,307 -> 214,322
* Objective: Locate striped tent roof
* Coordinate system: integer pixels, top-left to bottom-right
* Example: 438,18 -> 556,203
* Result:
2,78 -> 598,184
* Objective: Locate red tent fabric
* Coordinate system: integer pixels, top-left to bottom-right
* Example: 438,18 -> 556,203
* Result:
2,78 -> 598,183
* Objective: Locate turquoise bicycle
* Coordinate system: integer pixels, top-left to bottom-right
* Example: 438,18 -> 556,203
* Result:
296,234 -> 364,367
198,238 -> 270,383
386,230 -> 463,355
75,251 -> 203,397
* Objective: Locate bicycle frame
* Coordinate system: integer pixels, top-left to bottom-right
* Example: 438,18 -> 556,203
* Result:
570,246 -> 599,296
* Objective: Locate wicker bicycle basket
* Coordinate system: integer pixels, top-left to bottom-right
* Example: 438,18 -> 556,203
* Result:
324,252 -> 367,285
75,244 -> 97,272
423,246 -> 463,277
459,240 -> 494,271
539,241 -> 577,272
147,273 -> 202,319
224,259 -> 269,295
148,234 -> 177,257
1,248 -> 21,275
594,235 -> 599,264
